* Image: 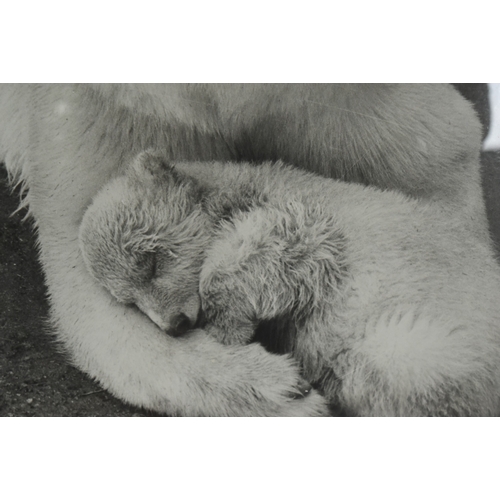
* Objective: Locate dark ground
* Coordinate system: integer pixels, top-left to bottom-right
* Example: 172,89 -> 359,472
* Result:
0,168 -> 152,416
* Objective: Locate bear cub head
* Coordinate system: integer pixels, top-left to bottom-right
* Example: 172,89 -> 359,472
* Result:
79,151 -> 212,336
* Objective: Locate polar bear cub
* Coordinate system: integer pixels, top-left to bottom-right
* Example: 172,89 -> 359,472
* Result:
80,151 -> 500,416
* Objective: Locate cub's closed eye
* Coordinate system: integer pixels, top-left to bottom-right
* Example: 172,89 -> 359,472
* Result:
150,249 -> 178,280
109,290 -> 135,305
150,253 -> 157,278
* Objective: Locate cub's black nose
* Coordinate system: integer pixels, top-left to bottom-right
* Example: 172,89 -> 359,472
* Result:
169,313 -> 193,337
194,309 -> 207,329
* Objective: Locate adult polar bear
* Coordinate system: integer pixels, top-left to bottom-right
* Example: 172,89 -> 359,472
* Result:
0,84 -> 491,416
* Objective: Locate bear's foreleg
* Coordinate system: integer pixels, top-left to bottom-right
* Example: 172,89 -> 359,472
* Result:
9,85 -> 329,417
200,202 -> 348,348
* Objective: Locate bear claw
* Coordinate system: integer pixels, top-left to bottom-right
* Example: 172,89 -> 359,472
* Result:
289,379 -> 313,399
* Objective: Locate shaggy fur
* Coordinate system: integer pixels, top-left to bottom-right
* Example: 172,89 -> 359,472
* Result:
0,84 -> 493,416
81,152 -> 500,416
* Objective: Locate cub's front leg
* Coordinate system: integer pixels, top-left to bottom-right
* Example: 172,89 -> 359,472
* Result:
200,202 -> 348,346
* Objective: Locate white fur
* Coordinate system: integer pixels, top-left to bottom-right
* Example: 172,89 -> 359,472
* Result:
178,161 -> 500,416
0,83 -> 493,416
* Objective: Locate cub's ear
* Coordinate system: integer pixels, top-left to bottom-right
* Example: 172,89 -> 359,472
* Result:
128,149 -> 205,201
128,150 -> 175,181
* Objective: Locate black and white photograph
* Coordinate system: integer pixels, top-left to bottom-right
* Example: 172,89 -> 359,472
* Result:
1,5 -> 499,497
2,83 -> 500,418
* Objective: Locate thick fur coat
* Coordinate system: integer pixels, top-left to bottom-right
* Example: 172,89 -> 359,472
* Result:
0,84 -> 494,416
81,154 -> 500,416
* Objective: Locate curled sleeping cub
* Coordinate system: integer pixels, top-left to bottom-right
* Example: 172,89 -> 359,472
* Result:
79,151 -> 500,416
